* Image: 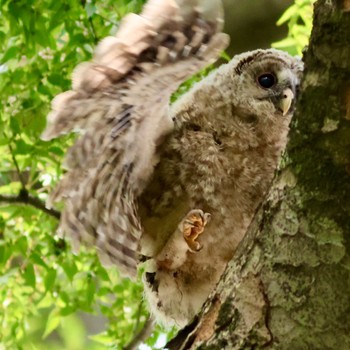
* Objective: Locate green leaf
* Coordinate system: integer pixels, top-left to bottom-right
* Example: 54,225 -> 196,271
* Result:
0,31 -> 5,44
44,268 -> 56,291
43,309 -> 61,338
60,305 -> 76,316
89,332 -> 115,345
10,117 -> 20,135
95,264 -> 110,282
23,264 -> 36,289
272,37 -> 297,48
15,139 -> 33,154
85,3 -> 97,18
48,146 -> 64,156
0,245 -> 11,265
1,46 -> 19,63
47,73 -> 64,86
86,280 -> 96,306
276,5 -> 297,26
15,236 -> 28,255
59,291 -> 70,305
31,252 -> 47,268
37,293 -> 54,309
97,286 -> 111,296
61,260 -> 78,282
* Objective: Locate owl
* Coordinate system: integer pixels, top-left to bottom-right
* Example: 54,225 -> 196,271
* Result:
42,0 -> 303,328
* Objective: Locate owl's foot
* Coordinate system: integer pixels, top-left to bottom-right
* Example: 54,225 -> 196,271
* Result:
155,209 -> 211,271
180,209 -> 211,252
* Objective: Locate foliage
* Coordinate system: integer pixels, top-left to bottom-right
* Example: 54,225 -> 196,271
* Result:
272,0 -> 315,55
0,0 -> 313,349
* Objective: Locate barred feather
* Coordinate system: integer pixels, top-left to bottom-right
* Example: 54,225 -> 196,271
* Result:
42,0 -> 229,277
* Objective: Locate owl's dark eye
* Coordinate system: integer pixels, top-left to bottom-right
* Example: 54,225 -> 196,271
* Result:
257,73 -> 276,89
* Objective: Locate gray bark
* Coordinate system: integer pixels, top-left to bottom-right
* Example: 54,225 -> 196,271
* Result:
167,1 -> 350,349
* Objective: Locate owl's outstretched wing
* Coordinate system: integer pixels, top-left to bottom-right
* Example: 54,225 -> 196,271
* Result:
41,0 -> 229,277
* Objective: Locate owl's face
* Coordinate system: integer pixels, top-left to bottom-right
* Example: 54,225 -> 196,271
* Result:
232,49 -> 303,119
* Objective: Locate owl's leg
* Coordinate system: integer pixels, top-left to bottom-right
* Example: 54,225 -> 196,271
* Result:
156,209 -> 211,270
143,210 -> 211,326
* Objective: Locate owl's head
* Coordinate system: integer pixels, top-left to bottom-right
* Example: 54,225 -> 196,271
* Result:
230,48 -> 303,119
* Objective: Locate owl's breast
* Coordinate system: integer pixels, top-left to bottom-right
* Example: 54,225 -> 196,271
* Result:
140,121 -> 288,327
139,119 -> 285,258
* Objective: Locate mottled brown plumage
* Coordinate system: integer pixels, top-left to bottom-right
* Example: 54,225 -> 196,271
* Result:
42,0 -> 303,328
140,50 -> 302,326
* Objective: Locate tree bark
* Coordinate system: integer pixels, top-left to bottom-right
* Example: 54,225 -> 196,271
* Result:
167,1 -> 350,349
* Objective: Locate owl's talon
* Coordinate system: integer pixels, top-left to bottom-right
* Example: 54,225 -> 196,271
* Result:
180,209 -> 211,252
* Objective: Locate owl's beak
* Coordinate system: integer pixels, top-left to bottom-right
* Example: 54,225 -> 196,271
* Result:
280,88 -> 294,116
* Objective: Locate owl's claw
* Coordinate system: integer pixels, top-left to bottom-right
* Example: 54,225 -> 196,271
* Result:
181,209 -> 211,252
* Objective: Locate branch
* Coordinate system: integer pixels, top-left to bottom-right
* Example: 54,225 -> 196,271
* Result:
123,317 -> 155,350
0,190 -> 61,220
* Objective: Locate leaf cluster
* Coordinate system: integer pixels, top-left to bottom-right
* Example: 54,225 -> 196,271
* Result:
272,0 -> 315,55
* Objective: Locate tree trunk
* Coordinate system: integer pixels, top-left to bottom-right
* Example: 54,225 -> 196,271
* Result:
167,1 -> 350,349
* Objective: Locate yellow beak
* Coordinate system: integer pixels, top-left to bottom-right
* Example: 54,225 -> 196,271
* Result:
280,88 -> 294,116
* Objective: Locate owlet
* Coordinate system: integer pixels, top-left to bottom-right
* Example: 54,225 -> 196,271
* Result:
42,0 -> 303,328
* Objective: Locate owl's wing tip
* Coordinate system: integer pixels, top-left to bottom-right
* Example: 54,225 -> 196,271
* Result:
98,251 -> 138,280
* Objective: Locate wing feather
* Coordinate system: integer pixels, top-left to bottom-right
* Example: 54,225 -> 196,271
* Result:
42,0 -> 229,277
